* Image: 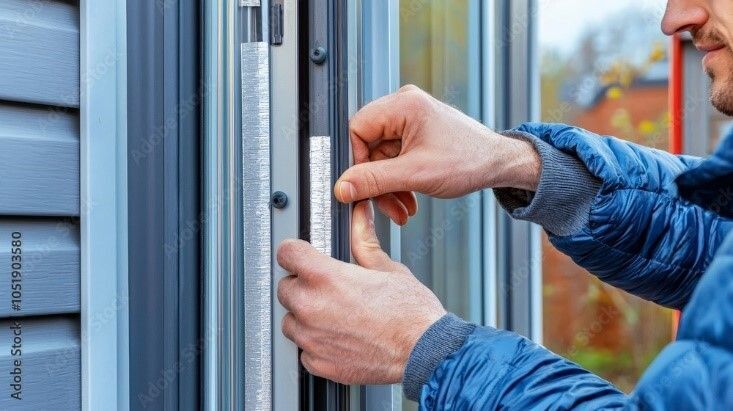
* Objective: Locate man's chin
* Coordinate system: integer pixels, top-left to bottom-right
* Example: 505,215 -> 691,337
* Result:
710,79 -> 733,117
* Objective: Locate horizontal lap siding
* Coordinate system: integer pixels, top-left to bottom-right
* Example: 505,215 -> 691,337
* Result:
0,104 -> 79,216
0,317 -> 80,409
0,219 -> 80,316
0,0 -> 79,107
0,1 -> 81,409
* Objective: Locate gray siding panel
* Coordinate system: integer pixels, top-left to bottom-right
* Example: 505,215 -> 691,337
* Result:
0,0 -> 80,107
0,103 -> 79,216
0,219 -> 80,316
0,316 -> 80,409
0,2 -> 81,409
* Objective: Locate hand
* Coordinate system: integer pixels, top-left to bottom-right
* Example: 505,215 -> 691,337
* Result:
335,84 -> 540,225
276,201 -> 447,384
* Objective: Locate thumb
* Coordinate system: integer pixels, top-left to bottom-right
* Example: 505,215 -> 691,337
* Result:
335,157 -> 414,203
351,200 -> 407,273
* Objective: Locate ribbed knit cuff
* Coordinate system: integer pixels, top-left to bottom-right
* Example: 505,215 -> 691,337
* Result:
494,130 -> 602,236
402,313 -> 476,401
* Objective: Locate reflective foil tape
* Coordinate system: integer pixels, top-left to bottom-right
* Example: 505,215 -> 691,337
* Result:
310,136 -> 332,255
241,41 -> 271,411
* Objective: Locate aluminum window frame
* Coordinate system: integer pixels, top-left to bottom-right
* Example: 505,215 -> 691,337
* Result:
270,0 -> 302,409
491,0 -> 542,342
357,1 -> 403,409
202,0 -> 247,407
299,0 -> 353,408
200,1 -> 543,408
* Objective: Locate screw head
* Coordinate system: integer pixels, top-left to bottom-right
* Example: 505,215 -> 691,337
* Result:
310,47 -> 328,64
271,191 -> 288,209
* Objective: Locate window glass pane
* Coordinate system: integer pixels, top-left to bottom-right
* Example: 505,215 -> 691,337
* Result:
539,0 -> 674,392
400,0 -> 483,325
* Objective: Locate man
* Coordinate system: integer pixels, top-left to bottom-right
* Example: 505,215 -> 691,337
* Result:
277,1 -> 733,408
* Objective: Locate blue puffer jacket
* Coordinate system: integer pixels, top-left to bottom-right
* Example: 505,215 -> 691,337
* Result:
420,123 -> 733,409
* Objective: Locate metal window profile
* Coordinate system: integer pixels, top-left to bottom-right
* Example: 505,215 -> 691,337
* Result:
358,0 -> 404,409
300,0 -> 352,408
126,0 -> 202,409
270,0 -> 302,409
241,3 -> 274,410
480,0 -> 500,330
358,0 -> 400,184
203,0 -> 247,408
492,0 -> 543,342
205,0 -> 279,408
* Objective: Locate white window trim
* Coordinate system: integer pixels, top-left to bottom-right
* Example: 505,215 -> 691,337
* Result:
80,0 -> 129,409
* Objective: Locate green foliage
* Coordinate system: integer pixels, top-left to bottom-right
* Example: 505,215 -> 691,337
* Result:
569,348 -> 633,376
567,344 -> 668,393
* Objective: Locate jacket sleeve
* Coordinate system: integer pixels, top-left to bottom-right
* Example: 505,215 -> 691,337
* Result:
414,318 -> 628,410
414,314 -> 732,410
510,123 -> 733,310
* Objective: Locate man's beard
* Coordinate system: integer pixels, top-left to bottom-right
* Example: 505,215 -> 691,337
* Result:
696,28 -> 733,116
708,69 -> 733,116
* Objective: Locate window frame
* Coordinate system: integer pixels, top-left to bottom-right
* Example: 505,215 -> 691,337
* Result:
80,0 -> 130,408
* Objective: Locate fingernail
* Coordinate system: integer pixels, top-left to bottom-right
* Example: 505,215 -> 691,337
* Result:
338,181 -> 357,203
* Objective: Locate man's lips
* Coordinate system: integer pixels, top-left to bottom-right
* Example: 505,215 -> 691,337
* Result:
695,43 -> 725,53
693,40 -> 727,67
700,45 -> 726,67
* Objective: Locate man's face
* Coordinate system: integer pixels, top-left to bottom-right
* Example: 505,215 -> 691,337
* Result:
663,1 -> 733,116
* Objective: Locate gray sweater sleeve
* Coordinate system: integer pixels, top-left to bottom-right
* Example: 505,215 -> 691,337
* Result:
402,130 -> 602,402
493,130 -> 601,236
402,314 -> 476,401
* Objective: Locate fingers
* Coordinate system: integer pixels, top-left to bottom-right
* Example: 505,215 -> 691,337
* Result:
300,351 -> 339,383
364,192 -> 417,226
349,94 -> 411,165
281,312 -> 302,345
351,201 -> 408,273
299,351 -> 318,375
334,157 -> 417,203
337,86 -> 431,207
367,140 -> 418,222
276,239 -> 345,281
349,85 -> 431,164
276,275 -> 298,312
282,312 -> 320,353
394,191 -> 418,217
368,140 -> 402,163
373,194 -> 409,226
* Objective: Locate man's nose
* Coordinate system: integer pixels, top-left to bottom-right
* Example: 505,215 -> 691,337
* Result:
661,0 -> 708,36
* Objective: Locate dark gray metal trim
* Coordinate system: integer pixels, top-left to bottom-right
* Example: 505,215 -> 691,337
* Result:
301,0 -> 352,408
126,0 -> 202,409
493,0 -> 541,340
